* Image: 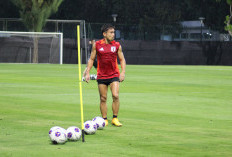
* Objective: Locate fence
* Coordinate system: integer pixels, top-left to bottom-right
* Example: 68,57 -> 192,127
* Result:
1,18 -> 230,41
1,19 -> 232,65
86,23 -> 231,41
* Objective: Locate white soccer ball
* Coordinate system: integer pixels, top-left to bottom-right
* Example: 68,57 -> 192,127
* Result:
49,128 -> 67,144
66,126 -> 81,141
84,120 -> 97,135
92,117 -> 105,130
49,126 -> 63,140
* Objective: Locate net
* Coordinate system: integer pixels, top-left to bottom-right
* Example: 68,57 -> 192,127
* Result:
0,31 -> 63,64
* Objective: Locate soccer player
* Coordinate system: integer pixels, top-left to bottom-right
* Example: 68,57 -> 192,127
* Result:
85,24 -> 126,127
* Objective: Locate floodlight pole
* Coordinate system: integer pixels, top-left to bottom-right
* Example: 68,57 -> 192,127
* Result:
199,17 -> 205,43
112,14 -> 118,23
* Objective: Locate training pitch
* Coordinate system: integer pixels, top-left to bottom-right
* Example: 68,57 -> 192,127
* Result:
0,64 -> 232,157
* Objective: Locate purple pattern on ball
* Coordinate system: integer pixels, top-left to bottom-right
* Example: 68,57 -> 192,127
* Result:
49,130 -> 52,134
75,128 -> 79,132
103,122 -> 105,127
85,124 -> 90,129
55,132 -> 61,137
67,132 -> 72,138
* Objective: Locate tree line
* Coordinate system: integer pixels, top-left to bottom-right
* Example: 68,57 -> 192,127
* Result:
1,0 -> 230,30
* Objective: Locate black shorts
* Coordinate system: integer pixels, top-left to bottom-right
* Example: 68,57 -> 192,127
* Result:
97,77 -> 119,86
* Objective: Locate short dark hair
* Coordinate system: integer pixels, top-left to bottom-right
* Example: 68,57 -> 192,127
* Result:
101,24 -> 115,34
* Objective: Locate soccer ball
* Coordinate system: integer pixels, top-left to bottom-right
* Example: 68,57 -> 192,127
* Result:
84,120 -> 97,135
92,117 -> 105,130
49,126 -> 65,140
49,126 -> 67,139
49,127 -> 67,144
66,126 -> 81,141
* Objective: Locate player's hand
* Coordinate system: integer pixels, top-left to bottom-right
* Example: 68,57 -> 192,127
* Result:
85,73 -> 90,83
120,72 -> 125,82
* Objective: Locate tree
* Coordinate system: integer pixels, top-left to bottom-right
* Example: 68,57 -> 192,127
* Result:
217,0 -> 232,36
11,0 -> 63,63
224,0 -> 232,36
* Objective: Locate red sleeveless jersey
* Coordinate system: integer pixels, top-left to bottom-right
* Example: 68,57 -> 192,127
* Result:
95,39 -> 120,79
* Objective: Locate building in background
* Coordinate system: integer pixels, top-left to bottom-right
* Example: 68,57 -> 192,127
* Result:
172,20 -> 230,41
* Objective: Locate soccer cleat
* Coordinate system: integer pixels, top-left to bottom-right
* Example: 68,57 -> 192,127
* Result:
111,118 -> 122,127
104,120 -> 109,126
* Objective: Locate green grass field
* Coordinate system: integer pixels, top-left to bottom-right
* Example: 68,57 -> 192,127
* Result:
0,64 -> 232,157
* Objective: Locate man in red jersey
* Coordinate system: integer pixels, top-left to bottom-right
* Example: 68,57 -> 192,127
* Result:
85,24 -> 126,127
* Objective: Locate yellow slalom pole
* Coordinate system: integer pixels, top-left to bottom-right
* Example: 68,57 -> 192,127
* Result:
77,25 -> 85,142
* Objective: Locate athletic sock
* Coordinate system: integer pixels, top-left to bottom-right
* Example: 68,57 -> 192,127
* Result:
103,117 -> 107,120
113,115 -> 117,118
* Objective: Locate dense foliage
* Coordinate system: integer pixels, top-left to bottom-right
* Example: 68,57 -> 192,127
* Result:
1,0 -> 230,30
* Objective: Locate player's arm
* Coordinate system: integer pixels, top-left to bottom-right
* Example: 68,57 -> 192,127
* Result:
118,45 -> 126,82
85,43 -> 97,83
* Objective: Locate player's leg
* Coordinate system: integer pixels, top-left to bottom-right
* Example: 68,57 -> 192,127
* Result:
98,84 -> 109,125
110,81 -> 122,126
110,81 -> 120,116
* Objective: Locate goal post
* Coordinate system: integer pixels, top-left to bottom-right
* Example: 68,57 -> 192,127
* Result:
0,31 -> 63,64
